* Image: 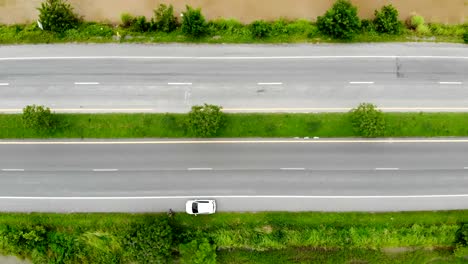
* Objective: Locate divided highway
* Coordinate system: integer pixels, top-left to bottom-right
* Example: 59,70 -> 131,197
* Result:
0,43 -> 467,112
0,139 -> 467,212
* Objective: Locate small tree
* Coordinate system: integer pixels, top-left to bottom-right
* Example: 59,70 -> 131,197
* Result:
317,0 -> 361,39
22,105 -> 57,133
187,104 -> 225,137
249,20 -> 271,38
37,0 -> 80,33
349,103 -> 385,137
374,5 -> 401,34
181,5 -> 207,38
179,238 -> 216,264
152,4 -> 178,33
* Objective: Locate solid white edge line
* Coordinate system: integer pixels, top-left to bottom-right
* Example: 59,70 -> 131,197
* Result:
92,169 -> 118,172
257,82 -> 283,85
280,168 -> 305,170
439,82 -> 462,85
349,81 -> 374,84
187,168 -> 213,171
375,168 -> 399,170
74,82 -> 100,85
2,139 -> 468,144
0,194 -> 468,199
168,82 -> 192,85
1,169 -> 25,172
0,83 -> 9,86
1,56 -> 468,61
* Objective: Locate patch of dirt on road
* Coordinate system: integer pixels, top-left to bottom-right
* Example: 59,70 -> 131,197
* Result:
0,0 -> 466,24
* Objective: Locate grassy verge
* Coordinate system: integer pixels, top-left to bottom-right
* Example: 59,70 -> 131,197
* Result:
3,112 -> 468,138
0,20 -> 466,45
0,211 -> 467,263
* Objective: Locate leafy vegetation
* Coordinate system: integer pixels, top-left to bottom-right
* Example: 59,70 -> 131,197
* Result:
181,5 -> 207,38
4,107 -> 468,138
37,0 -> 80,33
2,2 -> 468,44
187,104 -> 225,137
21,105 -> 57,133
316,0 -> 361,39
249,20 -> 271,38
152,4 -> 178,33
349,103 -> 386,137
373,5 -> 402,34
0,211 -> 467,263
179,238 -> 217,264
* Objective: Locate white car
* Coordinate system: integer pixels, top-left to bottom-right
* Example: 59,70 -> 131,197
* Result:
186,199 -> 216,215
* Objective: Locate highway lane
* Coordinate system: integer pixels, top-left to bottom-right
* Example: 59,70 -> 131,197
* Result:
0,139 -> 467,212
0,43 -> 467,112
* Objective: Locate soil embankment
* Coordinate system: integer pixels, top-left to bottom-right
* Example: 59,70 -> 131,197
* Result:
0,0 -> 467,25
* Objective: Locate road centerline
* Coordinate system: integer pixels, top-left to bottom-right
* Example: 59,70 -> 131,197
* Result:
74,82 -> 100,85
92,169 -> 118,172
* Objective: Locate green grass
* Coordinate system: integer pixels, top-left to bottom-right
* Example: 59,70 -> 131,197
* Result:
0,20 -> 466,45
0,211 -> 468,263
4,112 -> 468,139
217,247 -> 466,264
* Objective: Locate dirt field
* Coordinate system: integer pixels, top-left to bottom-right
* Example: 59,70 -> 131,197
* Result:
0,0 -> 467,25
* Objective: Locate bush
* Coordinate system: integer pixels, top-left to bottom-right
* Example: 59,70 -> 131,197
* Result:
455,223 -> 468,246
249,20 -> 271,38
181,5 -> 207,38
374,5 -> 401,34
124,217 -> 173,263
37,0 -> 80,33
349,103 -> 385,137
270,19 -> 289,36
152,4 -> 178,33
463,31 -> 468,43
316,0 -> 361,39
120,13 -> 134,28
416,24 -> 430,35
22,105 -> 57,133
187,104 -> 225,137
179,238 -> 216,264
133,16 -> 151,32
408,13 -> 425,30
360,19 -> 377,34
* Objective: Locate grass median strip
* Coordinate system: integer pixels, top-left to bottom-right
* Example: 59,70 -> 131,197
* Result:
0,211 -> 467,263
2,112 -> 468,139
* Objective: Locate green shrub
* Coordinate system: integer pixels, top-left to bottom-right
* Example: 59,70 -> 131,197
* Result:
120,13 -> 134,28
463,31 -> 468,43
133,16 -> 151,32
249,20 -> 271,38
181,5 -> 207,38
179,238 -> 217,264
152,4 -> 178,33
416,24 -> 430,35
285,19 -> 313,35
37,0 -> 80,33
316,0 -> 361,39
271,19 -> 289,36
455,223 -> 468,246
374,5 -> 401,34
360,19 -> 377,34
208,19 -> 248,36
22,105 -> 57,133
408,13 -> 425,30
187,104 -> 225,137
349,103 -> 385,137
124,217 -> 173,263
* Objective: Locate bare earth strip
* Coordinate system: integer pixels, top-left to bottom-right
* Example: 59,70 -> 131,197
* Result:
0,0 -> 465,24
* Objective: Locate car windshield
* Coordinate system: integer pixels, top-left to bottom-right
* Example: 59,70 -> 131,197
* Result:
192,202 -> 198,214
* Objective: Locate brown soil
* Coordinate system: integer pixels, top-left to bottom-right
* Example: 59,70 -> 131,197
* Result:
0,0 -> 466,25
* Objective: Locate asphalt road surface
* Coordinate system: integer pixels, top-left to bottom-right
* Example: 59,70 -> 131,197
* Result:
0,43 -> 467,112
1,138 -> 468,212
